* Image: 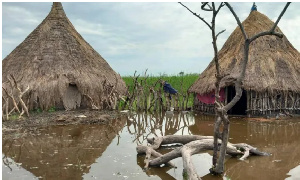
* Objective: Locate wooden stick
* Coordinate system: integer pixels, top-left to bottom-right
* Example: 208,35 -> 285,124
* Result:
8,75 -> 30,117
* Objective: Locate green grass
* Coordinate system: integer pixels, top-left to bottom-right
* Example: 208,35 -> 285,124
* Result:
9,113 -> 19,120
122,72 -> 199,109
48,106 -> 56,113
123,73 -> 198,93
30,107 -> 56,114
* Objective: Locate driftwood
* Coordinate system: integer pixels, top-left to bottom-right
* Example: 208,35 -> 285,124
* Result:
10,75 -> 30,117
2,87 -> 20,114
137,135 -> 269,180
3,97 -> 9,120
136,145 -> 176,168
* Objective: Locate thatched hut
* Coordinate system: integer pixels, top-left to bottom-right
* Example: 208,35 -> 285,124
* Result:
2,2 -> 127,111
189,11 -> 300,116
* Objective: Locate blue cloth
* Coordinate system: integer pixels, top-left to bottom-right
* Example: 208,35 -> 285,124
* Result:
251,3 -> 257,11
163,82 -> 178,95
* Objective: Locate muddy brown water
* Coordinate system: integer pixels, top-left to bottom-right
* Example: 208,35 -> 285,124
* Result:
2,113 -> 300,180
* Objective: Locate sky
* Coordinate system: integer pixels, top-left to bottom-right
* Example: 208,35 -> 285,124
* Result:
2,2 -> 300,76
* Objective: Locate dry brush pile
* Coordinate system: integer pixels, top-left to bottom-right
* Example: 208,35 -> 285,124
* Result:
2,74 -> 30,120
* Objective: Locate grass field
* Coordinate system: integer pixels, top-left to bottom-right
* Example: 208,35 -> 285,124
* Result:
123,73 -> 198,93
122,73 -> 199,109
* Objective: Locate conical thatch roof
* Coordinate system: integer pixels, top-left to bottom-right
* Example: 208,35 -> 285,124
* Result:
189,11 -> 300,95
2,2 -> 127,110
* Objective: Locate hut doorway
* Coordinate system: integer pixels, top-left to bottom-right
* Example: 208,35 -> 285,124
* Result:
62,83 -> 81,110
226,86 -> 247,115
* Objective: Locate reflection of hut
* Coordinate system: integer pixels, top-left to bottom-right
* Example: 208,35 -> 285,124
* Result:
2,2 -> 127,111
189,11 -> 300,116
2,118 -> 126,179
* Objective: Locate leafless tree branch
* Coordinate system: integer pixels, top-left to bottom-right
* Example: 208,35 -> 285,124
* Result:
216,2 -> 225,14
250,31 -> 283,42
271,2 -> 291,32
216,29 -> 226,39
201,2 -> 213,11
172,1 -> 290,176
225,2 -> 290,43
178,2 -> 212,29
249,2 -> 290,42
224,2 -> 248,40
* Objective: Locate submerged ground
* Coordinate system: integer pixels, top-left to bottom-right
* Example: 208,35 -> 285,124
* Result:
2,110 -> 300,180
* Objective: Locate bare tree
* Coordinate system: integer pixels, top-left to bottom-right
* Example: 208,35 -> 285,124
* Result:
137,2 -> 291,179
212,2 -> 291,174
180,1 -> 291,175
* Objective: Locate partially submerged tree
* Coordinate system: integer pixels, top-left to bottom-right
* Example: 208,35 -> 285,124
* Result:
137,2 -> 291,179
212,2 -> 291,174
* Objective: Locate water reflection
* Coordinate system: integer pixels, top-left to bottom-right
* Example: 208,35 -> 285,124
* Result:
136,154 -> 176,180
286,165 -> 300,180
2,155 -> 38,180
126,112 -> 195,144
2,113 -> 300,180
126,113 -> 300,180
2,118 -> 126,180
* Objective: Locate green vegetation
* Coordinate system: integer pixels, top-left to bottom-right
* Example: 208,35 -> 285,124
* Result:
34,108 -> 42,113
8,113 -> 19,120
30,107 -> 52,115
122,72 -> 199,109
123,73 -> 198,94
48,106 -> 56,113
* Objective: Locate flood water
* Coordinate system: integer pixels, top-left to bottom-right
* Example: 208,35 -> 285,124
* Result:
2,112 -> 300,180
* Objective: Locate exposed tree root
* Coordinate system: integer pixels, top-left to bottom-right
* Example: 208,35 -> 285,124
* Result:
137,135 -> 269,180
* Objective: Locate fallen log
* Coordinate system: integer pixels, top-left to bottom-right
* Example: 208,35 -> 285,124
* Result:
136,145 -> 176,168
147,135 -> 213,148
137,135 -> 269,180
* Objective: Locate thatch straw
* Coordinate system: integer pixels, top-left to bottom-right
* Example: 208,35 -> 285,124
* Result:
189,11 -> 300,95
2,2 -> 127,110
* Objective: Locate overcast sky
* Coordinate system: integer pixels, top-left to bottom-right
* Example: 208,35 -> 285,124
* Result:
2,2 -> 300,76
